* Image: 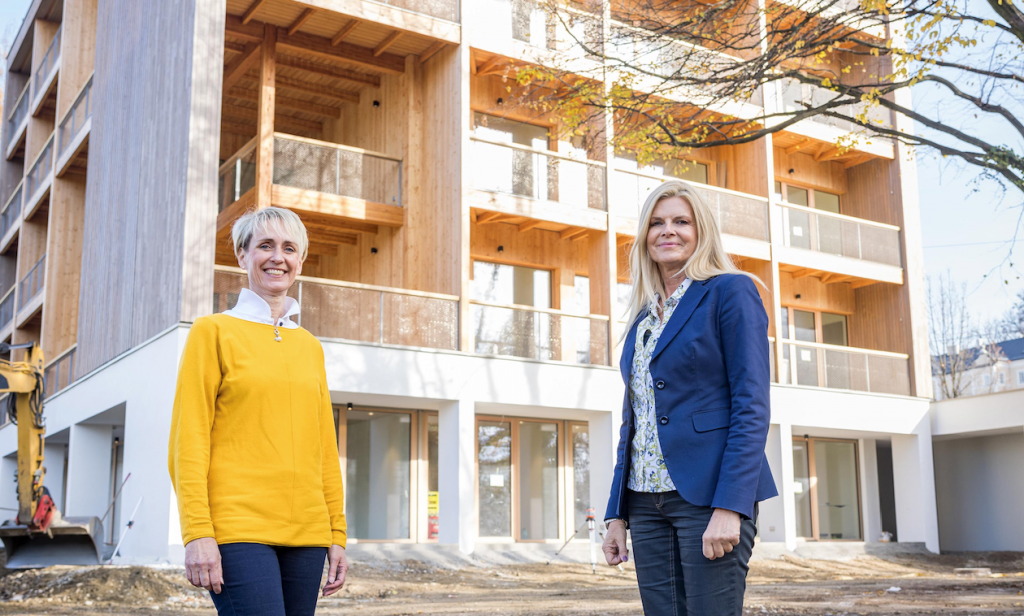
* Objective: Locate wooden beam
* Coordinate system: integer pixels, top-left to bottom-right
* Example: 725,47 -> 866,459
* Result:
518,219 -> 543,233
616,235 -> 633,247
784,139 -> 810,155
476,55 -> 505,76
469,48 -> 477,75
850,279 -> 878,289
287,8 -> 317,36
302,218 -> 379,237
221,120 -> 257,136
814,146 -> 841,162
418,41 -> 445,65
791,268 -> 816,279
560,227 -> 589,241
843,154 -> 872,169
475,211 -> 507,224
222,105 -> 324,133
241,0 -> 268,25
226,14 -> 267,42
225,40 -> 248,54
256,23 -> 277,209
373,31 -> 404,57
270,75 -> 360,104
331,19 -> 360,46
571,231 -> 590,242
276,27 -> 406,74
227,87 -> 341,118
223,42 -> 261,92
276,54 -> 380,87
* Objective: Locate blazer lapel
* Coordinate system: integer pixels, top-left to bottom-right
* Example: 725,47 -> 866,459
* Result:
651,280 -> 709,361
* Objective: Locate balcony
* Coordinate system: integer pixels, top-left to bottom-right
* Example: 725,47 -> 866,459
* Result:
56,75 -> 92,176
18,254 -> 46,322
43,346 -> 75,398
611,168 -> 771,260
0,181 -> 23,252
777,339 -> 910,397
0,286 -> 15,333
370,0 -> 460,22
24,134 -> 54,218
218,134 -> 405,247
31,24 -> 61,116
4,82 -> 30,160
468,136 -> 607,234
470,300 -> 610,366
471,0 -> 600,58
774,201 -> 902,285
214,268 -> 458,351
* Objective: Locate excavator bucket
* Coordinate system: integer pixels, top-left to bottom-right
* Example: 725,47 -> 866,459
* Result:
0,516 -> 111,568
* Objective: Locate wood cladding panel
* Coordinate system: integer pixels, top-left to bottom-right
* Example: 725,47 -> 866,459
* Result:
738,258 -> 775,336
777,270 -> 855,315
471,222 -> 589,278
845,157 -> 902,227
704,140 -> 769,197
55,0 -> 98,121
42,175 -> 86,359
849,283 -> 909,356
773,147 -> 847,195
77,0 -> 224,378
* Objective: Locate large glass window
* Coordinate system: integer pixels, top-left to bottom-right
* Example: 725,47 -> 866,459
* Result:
792,441 -> 813,538
814,441 -> 862,540
478,421 -> 513,537
345,410 -> 411,540
471,261 -> 554,360
518,421 -> 559,540
569,423 -> 591,533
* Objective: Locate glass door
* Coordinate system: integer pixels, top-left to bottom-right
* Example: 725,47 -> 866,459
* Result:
478,420 -> 513,538
792,440 -> 814,538
517,421 -> 559,541
792,438 -> 863,541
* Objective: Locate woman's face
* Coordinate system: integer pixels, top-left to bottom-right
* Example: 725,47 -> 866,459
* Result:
237,222 -> 303,297
646,196 -> 698,270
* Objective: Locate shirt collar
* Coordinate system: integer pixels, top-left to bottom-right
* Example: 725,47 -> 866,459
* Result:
649,277 -> 692,316
229,288 -> 300,328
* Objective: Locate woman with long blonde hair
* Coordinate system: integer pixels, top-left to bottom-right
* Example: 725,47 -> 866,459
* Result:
601,180 -> 777,615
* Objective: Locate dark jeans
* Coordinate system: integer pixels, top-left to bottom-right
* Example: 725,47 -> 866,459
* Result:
210,543 -> 327,616
627,490 -> 757,616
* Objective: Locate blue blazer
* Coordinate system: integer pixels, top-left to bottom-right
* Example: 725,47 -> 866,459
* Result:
605,273 -> 778,521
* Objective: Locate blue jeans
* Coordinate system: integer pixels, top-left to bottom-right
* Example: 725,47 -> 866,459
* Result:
627,490 -> 757,616
210,543 -> 327,616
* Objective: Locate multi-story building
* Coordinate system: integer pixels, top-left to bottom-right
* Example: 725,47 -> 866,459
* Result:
0,0 -> 939,562
932,337 -> 1024,400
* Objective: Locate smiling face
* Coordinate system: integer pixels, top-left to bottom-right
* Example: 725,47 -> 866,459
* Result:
237,221 -> 303,298
646,195 -> 698,275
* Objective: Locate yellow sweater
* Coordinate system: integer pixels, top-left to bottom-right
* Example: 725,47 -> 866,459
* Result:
168,315 -> 347,548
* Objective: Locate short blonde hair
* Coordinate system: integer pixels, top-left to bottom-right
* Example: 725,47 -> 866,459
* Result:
622,180 -> 761,326
231,207 -> 309,262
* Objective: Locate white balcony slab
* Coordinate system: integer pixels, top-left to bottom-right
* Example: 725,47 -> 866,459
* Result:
775,244 -> 903,284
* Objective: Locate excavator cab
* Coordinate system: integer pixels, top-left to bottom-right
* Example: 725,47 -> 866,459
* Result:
0,342 -> 110,568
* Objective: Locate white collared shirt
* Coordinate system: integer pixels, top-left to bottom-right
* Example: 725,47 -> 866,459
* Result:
224,288 -> 301,329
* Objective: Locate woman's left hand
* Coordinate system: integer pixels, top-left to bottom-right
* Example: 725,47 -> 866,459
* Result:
702,508 -> 741,560
322,544 -> 348,597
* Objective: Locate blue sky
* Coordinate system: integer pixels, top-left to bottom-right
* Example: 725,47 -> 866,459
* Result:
2,1 -> 1021,323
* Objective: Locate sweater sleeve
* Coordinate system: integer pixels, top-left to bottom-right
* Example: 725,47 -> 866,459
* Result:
167,318 -> 221,545
317,343 -> 348,548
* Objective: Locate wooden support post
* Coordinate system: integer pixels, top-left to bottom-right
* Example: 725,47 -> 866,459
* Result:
255,23 -> 276,210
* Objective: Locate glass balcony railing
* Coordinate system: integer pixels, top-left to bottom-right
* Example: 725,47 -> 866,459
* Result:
214,269 -> 459,351
369,0 -> 459,22
778,340 -> 910,396
773,78 -> 891,131
33,25 -> 61,100
18,254 -> 45,311
470,136 -> 606,211
0,181 -> 23,240
58,76 -> 92,158
5,82 -> 30,143
25,135 -> 55,200
43,346 -> 76,398
218,139 -> 257,213
611,168 -> 770,242
776,202 -> 901,267
470,300 -> 610,366
0,286 -> 15,330
274,134 -> 403,207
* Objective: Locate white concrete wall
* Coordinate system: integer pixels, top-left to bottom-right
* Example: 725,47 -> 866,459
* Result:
933,432 -> 1024,552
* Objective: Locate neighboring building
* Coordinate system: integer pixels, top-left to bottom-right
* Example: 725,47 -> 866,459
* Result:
0,0 -> 939,563
932,337 -> 1024,400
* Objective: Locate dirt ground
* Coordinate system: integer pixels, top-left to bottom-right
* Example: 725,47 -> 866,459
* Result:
0,551 -> 1021,615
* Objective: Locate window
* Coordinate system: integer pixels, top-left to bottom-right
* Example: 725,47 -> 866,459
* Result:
471,261 -> 555,359
344,410 -> 412,540
779,308 -> 851,388
775,182 -> 844,254
998,372 -> 1006,385
982,374 -> 991,387
793,438 -> 862,541
568,423 -> 590,534
1017,370 -> 1024,386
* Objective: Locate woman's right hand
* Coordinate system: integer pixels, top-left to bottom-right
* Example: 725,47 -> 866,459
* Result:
184,537 -> 223,594
602,520 -> 629,565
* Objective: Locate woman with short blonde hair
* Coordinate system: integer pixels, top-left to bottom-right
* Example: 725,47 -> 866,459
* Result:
169,206 -> 348,616
602,180 -> 777,615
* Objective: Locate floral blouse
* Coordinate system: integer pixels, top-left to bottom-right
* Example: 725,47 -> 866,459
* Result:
626,278 -> 692,493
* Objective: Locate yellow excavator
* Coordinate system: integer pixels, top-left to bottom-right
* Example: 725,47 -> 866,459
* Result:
0,342 -> 107,568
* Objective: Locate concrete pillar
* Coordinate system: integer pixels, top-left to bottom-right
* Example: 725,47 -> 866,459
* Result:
589,411 -> 616,523
758,424 -> 786,543
859,438 -> 882,543
42,443 -> 67,513
64,423 -> 113,519
438,399 -> 476,554
0,455 -> 18,517
891,419 -> 940,552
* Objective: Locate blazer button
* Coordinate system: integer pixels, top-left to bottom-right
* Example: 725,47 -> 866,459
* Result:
655,380 -> 665,389
659,416 -> 669,425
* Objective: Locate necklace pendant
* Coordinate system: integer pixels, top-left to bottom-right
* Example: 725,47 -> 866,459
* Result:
274,326 -> 282,342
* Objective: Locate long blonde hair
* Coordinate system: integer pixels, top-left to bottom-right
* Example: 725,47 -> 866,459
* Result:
622,180 -> 761,328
